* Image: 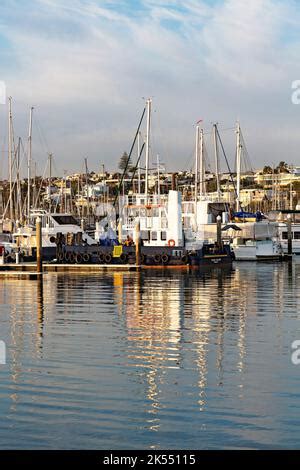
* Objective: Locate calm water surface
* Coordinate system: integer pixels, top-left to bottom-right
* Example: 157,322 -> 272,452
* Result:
0,263 -> 300,449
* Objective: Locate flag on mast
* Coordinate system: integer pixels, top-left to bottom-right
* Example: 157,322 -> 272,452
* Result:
196,119 -> 203,124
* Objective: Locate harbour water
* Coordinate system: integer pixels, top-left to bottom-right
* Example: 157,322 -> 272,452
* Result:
0,263 -> 300,449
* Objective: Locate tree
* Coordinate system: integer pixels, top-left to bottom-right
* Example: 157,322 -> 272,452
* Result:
276,161 -> 289,174
262,165 -> 273,174
118,151 -> 132,173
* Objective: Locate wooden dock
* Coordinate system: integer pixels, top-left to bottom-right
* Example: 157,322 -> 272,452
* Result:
0,263 -> 140,274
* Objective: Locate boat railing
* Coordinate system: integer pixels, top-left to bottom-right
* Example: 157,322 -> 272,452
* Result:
119,194 -> 168,207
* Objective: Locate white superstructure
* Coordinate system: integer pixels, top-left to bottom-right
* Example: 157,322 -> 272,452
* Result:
278,222 -> 300,255
119,191 -> 183,247
13,211 -> 96,249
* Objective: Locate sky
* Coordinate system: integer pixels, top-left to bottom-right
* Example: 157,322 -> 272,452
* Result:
0,0 -> 300,176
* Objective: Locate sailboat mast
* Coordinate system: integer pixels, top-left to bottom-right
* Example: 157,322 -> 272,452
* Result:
199,128 -> 205,196
16,137 -> 21,222
137,131 -> 141,194
236,122 -> 241,211
33,161 -> 37,209
145,98 -> 151,202
213,123 -> 221,197
48,153 -> 52,212
195,125 -> 199,203
85,157 -> 89,225
156,154 -> 160,200
27,106 -> 33,220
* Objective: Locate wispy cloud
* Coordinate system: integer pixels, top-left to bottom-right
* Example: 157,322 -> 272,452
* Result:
0,0 -> 300,173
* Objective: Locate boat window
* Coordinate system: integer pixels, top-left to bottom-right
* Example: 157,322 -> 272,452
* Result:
141,230 -> 150,241
282,232 -> 288,240
128,208 -> 135,217
51,215 -> 79,225
151,231 -> 157,241
161,231 -> 167,241
173,250 -> 183,257
0,234 -> 10,242
294,232 -> 300,239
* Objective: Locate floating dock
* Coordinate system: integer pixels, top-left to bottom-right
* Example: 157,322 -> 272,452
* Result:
0,262 -> 199,276
0,262 -> 141,274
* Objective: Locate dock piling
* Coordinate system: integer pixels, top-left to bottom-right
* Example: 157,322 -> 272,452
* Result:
287,214 -> 293,258
217,215 -> 222,248
135,221 -> 141,270
36,216 -> 43,274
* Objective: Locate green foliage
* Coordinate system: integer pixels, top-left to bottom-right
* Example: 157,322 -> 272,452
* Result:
262,162 -> 290,175
118,152 -> 133,172
276,161 -> 289,173
262,165 -> 273,174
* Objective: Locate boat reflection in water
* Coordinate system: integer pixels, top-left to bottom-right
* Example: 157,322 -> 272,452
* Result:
0,262 -> 300,449
110,266 -> 244,434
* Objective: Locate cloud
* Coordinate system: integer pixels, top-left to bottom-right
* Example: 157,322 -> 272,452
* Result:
0,0 -> 300,174
200,0 -> 290,87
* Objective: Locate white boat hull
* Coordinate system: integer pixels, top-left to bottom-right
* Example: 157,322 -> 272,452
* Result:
233,240 -> 282,261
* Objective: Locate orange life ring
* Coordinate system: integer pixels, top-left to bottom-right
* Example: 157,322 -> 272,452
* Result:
168,239 -> 176,247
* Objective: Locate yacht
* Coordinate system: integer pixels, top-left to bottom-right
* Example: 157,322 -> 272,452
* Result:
13,211 -> 96,260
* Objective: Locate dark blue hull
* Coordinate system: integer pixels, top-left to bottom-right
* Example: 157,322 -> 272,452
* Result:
55,244 -> 233,267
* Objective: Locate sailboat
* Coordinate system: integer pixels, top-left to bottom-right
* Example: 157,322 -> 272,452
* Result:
227,123 -> 282,260
183,121 -> 283,261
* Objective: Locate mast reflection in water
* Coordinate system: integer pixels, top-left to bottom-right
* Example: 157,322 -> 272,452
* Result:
0,263 -> 300,449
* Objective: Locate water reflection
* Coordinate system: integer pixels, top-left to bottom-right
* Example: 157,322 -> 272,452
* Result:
37,278 -> 44,340
115,271 -> 184,429
107,263 -> 300,440
0,262 -> 300,449
0,277 -> 46,420
110,268 -> 238,426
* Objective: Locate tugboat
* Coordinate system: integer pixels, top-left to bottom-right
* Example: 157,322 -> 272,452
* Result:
56,99 -> 233,268
59,189 -> 233,267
